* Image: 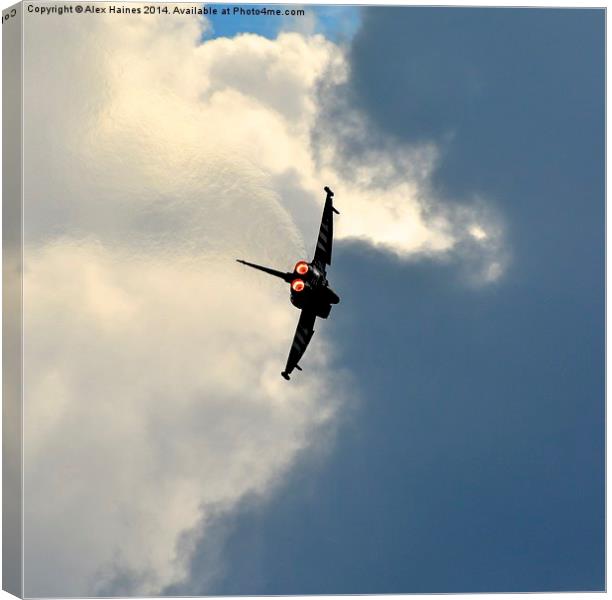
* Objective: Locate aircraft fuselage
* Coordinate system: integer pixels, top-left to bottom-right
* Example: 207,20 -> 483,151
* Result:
289,260 -> 340,319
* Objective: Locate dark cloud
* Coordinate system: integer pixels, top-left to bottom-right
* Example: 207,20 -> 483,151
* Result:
180,8 -> 604,594
204,240 -> 604,594
347,8 -> 603,195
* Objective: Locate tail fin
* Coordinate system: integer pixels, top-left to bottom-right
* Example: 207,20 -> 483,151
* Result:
236,259 -> 293,283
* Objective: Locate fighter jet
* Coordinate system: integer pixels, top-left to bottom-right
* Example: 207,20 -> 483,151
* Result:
237,186 -> 340,380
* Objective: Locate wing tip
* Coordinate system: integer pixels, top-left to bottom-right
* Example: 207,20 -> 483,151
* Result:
324,187 -> 339,213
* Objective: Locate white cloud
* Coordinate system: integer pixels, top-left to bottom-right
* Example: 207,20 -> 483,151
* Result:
24,242 -> 341,595
21,6 -> 505,596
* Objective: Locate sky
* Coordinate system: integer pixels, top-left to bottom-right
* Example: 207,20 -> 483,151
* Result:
19,4 -> 603,596
206,4 -> 361,42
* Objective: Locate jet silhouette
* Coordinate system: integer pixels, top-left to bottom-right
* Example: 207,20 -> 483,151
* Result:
237,186 -> 340,380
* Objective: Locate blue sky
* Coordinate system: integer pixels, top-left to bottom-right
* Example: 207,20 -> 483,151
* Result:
169,7 -> 604,594
205,3 -> 361,42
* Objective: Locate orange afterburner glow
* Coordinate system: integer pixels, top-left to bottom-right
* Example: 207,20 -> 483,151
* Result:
291,279 -> 305,292
294,261 -> 309,275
